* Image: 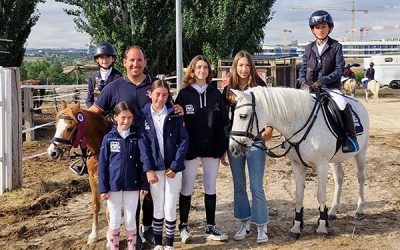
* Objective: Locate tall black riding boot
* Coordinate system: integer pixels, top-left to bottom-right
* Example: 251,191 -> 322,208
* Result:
341,104 -> 359,153
204,194 -> 216,226
178,194 -> 191,230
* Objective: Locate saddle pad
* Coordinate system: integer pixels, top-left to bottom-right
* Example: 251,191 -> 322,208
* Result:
321,104 -> 364,138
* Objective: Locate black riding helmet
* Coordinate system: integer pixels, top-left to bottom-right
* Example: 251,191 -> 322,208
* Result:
309,10 -> 334,29
93,42 -> 116,60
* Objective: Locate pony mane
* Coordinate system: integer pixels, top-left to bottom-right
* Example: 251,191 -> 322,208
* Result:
251,86 -> 314,123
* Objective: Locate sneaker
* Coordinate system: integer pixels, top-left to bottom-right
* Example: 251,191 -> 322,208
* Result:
153,245 -> 163,250
256,224 -> 269,243
234,220 -> 251,240
164,246 -> 175,250
180,227 -> 192,244
142,226 -> 155,245
205,225 -> 228,241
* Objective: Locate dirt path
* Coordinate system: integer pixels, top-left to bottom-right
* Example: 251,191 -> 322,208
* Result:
1,88 -> 399,249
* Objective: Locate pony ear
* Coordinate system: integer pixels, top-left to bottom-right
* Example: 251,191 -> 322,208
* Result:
72,101 -> 81,112
60,100 -> 67,110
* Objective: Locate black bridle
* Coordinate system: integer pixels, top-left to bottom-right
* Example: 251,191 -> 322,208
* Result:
51,115 -> 78,150
230,92 -> 261,146
230,90 -> 324,168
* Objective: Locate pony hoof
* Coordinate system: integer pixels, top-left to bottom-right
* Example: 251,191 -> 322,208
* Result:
87,236 -> 98,245
356,212 -> 365,219
288,231 -> 300,240
328,214 -> 337,220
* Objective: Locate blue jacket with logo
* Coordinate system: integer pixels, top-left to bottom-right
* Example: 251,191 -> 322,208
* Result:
138,103 -> 188,173
98,125 -> 149,193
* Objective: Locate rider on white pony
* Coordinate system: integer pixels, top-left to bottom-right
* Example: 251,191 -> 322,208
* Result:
298,10 -> 359,153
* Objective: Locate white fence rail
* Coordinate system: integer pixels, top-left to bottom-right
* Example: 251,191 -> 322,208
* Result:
0,67 -> 22,194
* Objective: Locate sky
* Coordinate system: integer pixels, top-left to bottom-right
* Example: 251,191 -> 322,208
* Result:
26,0 -> 400,49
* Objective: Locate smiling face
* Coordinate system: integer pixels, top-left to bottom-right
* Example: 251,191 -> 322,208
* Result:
95,55 -> 115,69
237,57 -> 251,81
193,60 -> 209,84
114,110 -> 134,131
312,23 -> 331,41
123,47 -> 147,83
149,86 -> 169,112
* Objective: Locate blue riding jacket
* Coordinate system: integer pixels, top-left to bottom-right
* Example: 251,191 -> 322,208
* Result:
298,37 -> 344,89
98,125 -> 149,193
86,68 -> 122,108
138,103 -> 188,173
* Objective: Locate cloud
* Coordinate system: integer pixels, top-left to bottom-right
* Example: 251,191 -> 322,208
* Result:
26,0 -> 90,48
27,0 -> 399,48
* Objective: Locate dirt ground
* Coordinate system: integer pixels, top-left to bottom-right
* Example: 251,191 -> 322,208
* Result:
1,87 -> 399,250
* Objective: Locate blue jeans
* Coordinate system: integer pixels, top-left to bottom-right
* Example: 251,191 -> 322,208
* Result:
228,141 -> 269,225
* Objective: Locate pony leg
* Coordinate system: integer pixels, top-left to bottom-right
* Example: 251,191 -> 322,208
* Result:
87,159 -> 100,245
289,161 -> 306,239
328,162 -> 344,219
355,147 -> 367,216
316,162 -> 329,234
365,90 -> 368,102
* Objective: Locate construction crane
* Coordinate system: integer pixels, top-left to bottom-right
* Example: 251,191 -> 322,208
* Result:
360,25 -> 400,41
266,28 -> 292,46
292,0 -> 368,42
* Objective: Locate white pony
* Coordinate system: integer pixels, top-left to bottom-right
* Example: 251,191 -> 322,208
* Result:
362,78 -> 380,103
341,77 -> 357,97
229,86 -> 369,239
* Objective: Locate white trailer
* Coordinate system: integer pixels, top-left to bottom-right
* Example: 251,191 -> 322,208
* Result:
364,54 -> 400,88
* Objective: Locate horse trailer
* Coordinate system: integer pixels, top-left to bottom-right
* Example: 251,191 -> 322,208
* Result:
364,54 -> 400,89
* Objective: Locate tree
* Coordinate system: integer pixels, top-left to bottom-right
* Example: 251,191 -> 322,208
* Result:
0,0 -> 44,67
56,0 -> 276,73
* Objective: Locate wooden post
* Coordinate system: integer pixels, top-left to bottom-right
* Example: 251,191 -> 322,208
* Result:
23,87 -> 35,141
0,67 -> 22,194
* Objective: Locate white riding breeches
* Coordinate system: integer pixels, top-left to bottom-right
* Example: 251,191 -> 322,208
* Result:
181,157 -> 220,196
151,170 -> 182,221
107,190 -> 139,231
328,89 -> 348,110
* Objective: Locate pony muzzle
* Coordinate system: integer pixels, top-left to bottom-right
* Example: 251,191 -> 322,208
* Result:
50,147 -> 64,161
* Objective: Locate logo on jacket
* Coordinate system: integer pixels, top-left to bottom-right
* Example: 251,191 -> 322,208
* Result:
185,104 -> 195,114
110,141 -> 120,152
144,120 -> 151,130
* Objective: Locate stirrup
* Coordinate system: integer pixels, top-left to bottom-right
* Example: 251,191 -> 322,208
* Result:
342,136 -> 359,153
69,157 -> 87,175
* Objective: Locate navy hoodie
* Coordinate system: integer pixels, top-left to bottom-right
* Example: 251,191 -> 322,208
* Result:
175,84 -> 229,160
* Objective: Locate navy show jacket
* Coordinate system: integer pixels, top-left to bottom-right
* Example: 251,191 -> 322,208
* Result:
98,125 -> 149,193
138,103 -> 188,173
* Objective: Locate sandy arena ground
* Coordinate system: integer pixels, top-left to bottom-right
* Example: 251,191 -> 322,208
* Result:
0,87 -> 399,250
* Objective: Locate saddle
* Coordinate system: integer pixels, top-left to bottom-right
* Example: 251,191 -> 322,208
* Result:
317,91 -> 364,153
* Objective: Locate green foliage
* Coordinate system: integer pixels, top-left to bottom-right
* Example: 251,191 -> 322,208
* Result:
20,59 -> 84,85
56,0 -> 276,73
0,0 -> 44,67
355,71 -> 364,84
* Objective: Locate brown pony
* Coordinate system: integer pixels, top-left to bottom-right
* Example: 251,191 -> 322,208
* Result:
21,79 -> 46,113
47,100 -> 110,244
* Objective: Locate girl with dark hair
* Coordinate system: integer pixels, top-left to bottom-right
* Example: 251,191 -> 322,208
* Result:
138,80 -> 188,250
98,101 -> 149,250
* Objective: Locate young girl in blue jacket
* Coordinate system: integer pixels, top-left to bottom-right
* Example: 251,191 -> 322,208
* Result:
98,101 -> 149,250
138,80 -> 188,250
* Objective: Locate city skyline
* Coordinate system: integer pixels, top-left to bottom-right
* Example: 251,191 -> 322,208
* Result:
26,0 -> 400,49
